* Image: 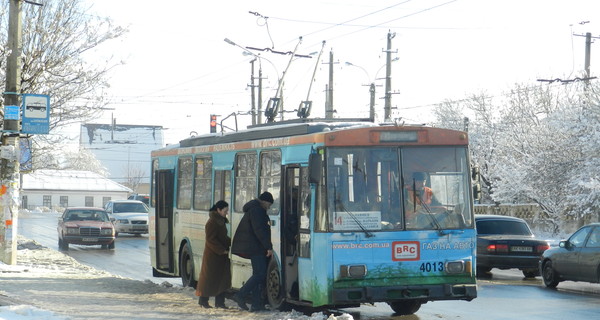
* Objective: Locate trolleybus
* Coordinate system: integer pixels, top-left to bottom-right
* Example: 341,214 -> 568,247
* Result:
149,119 -> 477,315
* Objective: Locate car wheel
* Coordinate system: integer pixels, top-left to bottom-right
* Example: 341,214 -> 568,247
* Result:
108,241 -> 115,249
58,237 -> 68,250
522,269 -> 539,278
388,300 -> 422,315
266,259 -> 290,311
179,243 -> 197,288
542,260 -> 559,288
476,266 -> 491,277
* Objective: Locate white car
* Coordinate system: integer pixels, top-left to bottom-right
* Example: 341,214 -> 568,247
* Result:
104,200 -> 149,236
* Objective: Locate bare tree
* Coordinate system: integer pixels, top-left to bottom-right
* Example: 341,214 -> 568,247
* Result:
0,0 -> 127,169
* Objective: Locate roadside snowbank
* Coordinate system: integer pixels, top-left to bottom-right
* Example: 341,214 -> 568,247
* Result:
0,237 -> 352,320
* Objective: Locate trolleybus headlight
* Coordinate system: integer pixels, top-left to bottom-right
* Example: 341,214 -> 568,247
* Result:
445,261 -> 465,274
340,265 -> 367,278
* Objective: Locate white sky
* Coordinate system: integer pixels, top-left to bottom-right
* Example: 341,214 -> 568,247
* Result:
77,0 -> 598,145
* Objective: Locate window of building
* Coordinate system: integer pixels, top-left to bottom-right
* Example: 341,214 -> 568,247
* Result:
102,197 -> 111,208
43,195 -> 51,208
85,196 -> 94,207
59,196 -> 68,208
21,195 -> 28,210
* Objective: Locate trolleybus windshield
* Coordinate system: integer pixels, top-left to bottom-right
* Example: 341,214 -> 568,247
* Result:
326,146 -> 473,232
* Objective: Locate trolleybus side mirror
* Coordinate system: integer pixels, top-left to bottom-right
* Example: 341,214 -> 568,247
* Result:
471,166 -> 482,202
309,153 -> 322,184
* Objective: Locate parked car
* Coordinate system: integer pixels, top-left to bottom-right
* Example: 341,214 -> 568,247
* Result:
128,193 -> 149,205
540,223 -> 600,288
57,207 -> 115,250
104,200 -> 149,236
475,214 -> 550,278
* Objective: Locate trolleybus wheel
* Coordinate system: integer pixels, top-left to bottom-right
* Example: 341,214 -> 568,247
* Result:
388,300 -> 422,315
266,259 -> 290,311
179,243 -> 196,288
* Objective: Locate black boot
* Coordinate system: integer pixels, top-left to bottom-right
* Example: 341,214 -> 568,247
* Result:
198,296 -> 212,308
214,293 -> 229,309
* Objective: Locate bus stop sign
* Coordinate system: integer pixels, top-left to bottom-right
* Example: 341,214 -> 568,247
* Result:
21,94 -> 50,134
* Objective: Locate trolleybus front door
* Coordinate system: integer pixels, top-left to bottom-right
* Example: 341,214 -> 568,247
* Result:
155,169 -> 174,273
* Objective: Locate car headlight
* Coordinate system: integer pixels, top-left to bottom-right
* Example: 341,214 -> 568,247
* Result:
118,219 -> 129,224
66,228 -> 79,235
101,228 -> 114,235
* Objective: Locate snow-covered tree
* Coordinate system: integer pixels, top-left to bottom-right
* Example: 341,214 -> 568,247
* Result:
433,79 -> 600,234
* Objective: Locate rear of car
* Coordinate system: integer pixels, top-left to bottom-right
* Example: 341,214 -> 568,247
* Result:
104,200 -> 149,236
475,214 -> 550,278
57,207 -> 115,250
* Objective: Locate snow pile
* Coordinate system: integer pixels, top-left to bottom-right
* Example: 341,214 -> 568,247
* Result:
0,238 -> 353,320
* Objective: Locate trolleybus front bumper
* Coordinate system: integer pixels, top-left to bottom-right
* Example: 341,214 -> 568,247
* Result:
332,283 -> 477,304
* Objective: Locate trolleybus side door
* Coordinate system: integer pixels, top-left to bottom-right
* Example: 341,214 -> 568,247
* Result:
155,169 -> 174,272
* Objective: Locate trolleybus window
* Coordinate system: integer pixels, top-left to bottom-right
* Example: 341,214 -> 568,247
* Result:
177,157 -> 193,209
193,156 -> 212,210
234,152 -> 257,212
259,150 -> 281,215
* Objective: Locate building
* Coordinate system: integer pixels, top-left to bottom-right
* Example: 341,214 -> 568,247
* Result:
21,170 -> 131,211
79,123 -> 164,194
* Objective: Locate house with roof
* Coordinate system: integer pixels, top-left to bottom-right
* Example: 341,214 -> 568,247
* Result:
20,169 -> 131,212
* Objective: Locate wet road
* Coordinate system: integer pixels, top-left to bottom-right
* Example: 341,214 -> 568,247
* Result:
16,211 -> 600,319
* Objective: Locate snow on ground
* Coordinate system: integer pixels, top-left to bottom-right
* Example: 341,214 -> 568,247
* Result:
0,237 -> 352,320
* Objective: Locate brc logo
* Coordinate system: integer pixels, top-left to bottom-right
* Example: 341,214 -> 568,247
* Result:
392,241 -> 420,261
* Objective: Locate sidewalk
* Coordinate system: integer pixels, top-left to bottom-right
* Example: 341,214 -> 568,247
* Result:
0,237 -> 324,320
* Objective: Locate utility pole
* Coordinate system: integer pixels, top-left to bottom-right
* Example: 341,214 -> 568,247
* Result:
249,59 -> 257,125
383,31 -> 397,122
258,67 -> 263,124
1,0 -> 22,265
584,32 -> 592,90
325,50 -> 335,119
369,83 -> 376,121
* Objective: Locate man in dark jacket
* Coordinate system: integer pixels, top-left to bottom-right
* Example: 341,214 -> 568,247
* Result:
231,191 -> 274,312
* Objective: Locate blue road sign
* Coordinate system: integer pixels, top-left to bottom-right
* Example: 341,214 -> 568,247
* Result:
21,94 -> 50,134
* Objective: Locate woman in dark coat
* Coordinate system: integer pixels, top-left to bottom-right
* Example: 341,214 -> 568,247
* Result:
195,200 -> 231,308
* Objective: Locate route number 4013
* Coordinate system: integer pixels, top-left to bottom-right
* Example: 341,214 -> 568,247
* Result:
420,262 -> 444,272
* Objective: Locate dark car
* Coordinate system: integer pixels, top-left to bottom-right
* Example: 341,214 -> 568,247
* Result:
475,214 -> 550,278
128,193 -> 149,205
540,223 -> 600,288
57,207 -> 116,250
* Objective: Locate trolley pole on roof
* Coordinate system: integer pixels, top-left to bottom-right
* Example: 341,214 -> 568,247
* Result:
1,0 -> 23,265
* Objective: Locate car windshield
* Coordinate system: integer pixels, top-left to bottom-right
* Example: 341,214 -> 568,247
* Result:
113,203 -> 148,213
66,210 -> 109,222
476,220 -> 532,236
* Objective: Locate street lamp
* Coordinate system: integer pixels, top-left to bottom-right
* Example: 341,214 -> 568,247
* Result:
224,38 -> 279,124
345,61 -> 377,122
